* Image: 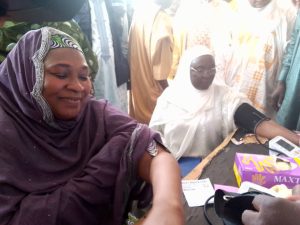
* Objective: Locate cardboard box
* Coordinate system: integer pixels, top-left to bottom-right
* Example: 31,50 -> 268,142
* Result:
233,153 -> 300,188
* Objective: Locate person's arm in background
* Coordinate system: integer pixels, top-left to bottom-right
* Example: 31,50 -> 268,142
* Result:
151,9 -> 173,91
137,143 -> 184,225
272,12 -> 299,111
234,103 -> 300,146
255,120 -> 299,146
242,184 -> 300,225
158,80 -> 169,90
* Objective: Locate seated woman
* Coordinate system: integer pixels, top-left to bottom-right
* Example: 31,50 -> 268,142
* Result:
0,27 -> 184,225
149,46 -> 299,165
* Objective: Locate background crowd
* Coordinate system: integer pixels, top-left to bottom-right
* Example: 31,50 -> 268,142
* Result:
1,0 -> 299,129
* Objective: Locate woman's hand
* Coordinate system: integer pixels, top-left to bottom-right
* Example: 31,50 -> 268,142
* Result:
242,194 -> 300,225
271,81 -> 286,111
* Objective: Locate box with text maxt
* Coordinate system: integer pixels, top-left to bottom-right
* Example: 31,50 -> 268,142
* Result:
233,152 -> 300,189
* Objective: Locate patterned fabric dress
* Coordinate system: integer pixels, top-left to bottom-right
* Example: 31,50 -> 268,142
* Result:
170,0 -> 234,81
128,2 -> 173,124
224,0 -> 296,118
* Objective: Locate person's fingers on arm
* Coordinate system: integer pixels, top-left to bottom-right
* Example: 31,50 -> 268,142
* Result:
277,92 -> 284,110
276,82 -> 286,110
271,90 -> 280,111
242,209 -> 259,225
271,82 -> 285,111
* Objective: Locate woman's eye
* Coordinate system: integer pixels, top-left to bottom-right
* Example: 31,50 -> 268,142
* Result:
79,75 -> 88,81
51,73 -> 67,79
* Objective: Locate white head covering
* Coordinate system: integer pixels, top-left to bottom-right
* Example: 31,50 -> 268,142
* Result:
150,45 -> 217,158
162,45 -> 215,114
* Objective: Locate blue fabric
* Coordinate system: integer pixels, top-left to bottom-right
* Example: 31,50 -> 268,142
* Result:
276,12 -> 300,131
178,157 -> 202,177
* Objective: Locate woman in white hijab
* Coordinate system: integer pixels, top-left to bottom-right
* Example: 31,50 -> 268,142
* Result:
149,45 -> 300,161
150,46 -> 248,159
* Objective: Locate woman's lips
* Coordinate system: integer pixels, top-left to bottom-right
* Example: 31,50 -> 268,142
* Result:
60,97 -> 81,105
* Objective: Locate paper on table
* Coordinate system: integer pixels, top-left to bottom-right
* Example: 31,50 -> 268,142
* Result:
182,178 -> 215,207
214,184 -> 239,193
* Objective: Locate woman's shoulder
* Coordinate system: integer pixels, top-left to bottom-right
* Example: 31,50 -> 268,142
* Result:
213,84 -> 231,95
87,98 -> 121,115
87,98 -> 134,121
214,84 -> 249,104
86,98 -> 107,109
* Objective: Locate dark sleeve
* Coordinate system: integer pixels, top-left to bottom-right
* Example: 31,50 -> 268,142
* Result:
6,138 -> 128,225
233,103 -> 270,133
5,125 -> 141,225
6,179 -> 111,225
3,102 -> 154,225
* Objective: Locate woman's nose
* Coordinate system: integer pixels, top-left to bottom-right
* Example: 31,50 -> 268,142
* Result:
202,70 -> 214,78
67,78 -> 84,92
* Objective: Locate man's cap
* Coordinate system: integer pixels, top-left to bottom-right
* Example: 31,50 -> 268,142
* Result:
1,0 -> 85,22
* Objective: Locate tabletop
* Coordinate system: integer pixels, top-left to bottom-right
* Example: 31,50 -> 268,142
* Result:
183,130 -> 269,225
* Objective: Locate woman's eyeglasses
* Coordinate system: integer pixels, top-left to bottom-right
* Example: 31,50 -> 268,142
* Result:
190,66 -> 216,75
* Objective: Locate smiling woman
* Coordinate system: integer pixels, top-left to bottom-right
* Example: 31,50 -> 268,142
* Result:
0,27 -> 184,225
43,47 -> 91,120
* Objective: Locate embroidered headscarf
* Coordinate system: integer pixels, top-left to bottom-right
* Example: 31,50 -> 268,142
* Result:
49,33 -> 82,51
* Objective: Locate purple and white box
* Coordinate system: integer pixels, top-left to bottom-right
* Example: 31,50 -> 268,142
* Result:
233,153 -> 300,189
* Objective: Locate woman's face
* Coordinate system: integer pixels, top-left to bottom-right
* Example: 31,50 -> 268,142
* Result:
292,0 -> 300,8
42,48 -> 92,120
248,0 -> 271,8
190,55 -> 216,90
155,0 -> 173,9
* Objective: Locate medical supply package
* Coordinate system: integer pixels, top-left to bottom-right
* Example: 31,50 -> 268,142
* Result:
233,152 -> 300,188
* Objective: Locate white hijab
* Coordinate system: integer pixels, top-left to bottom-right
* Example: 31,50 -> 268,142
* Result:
163,45 -> 215,114
150,46 -> 217,158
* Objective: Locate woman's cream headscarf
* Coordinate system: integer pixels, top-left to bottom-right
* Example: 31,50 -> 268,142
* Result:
150,45 -> 217,158
163,45 -> 215,113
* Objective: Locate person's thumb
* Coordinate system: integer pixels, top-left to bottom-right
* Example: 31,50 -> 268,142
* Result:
277,94 -> 284,109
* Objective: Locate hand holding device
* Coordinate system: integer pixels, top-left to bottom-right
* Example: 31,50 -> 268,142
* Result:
214,189 -> 263,225
242,194 -> 300,225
